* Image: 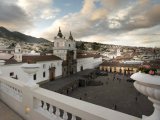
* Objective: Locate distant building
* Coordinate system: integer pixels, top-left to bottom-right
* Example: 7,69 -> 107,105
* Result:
99,61 -> 140,75
0,45 -> 14,54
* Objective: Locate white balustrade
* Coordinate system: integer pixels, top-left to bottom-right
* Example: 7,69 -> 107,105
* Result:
71,115 -> 77,120
0,81 -> 22,102
0,66 -> 141,120
62,111 -> 68,120
33,87 -> 141,120
35,98 -> 79,120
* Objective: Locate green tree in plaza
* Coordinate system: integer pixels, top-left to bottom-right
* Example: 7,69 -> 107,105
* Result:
91,42 -> 100,50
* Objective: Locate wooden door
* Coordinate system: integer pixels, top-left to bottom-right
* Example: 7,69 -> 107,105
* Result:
49,67 -> 55,81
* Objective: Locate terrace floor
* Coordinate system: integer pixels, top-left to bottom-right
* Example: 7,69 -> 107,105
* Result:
0,100 -> 24,120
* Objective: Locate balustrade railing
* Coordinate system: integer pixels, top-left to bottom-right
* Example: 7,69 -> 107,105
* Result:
0,82 -> 23,102
35,99 -> 75,120
0,77 -> 23,102
34,92 -> 81,120
33,88 -> 140,120
0,62 -> 141,120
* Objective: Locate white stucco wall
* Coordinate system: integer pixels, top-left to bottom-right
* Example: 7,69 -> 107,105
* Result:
77,57 -> 102,72
1,60 -> 62,83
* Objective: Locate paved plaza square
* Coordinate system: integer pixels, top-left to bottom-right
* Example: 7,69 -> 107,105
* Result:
69,73 -> 153,117
41,71 -> 154,118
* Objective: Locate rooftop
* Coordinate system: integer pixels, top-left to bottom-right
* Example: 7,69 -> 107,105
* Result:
22,55 -> 62,62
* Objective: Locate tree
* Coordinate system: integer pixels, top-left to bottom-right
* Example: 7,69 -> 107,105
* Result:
77,42 -> 87,50
91,42 -> 100,51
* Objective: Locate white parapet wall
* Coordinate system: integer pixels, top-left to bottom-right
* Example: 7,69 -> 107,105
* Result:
77,57 -> 102,72
1,60 -> 62,83
0,75 -> 141,120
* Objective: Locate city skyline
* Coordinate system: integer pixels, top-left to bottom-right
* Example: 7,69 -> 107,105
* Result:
0,0 -> 160,47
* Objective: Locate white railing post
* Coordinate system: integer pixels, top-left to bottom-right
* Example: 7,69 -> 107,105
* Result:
62,111 -> 68,120
55,107 -> 60,118
21,63 -> 40,87
0,60 -> 5,75
21,63 -> 40,120
49,105 -> 54,114
71,115 -> 76,120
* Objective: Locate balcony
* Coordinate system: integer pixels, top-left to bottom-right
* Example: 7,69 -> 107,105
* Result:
0,76 -> 141,120
0,63 -> 142,120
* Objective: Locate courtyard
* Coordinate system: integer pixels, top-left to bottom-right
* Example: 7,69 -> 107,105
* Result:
41,71 -> 153,118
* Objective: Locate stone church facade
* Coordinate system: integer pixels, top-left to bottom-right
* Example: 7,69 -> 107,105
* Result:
53,28 -> 77,77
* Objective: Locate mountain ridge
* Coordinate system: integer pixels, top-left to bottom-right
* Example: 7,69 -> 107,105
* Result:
0,26 -> 50,43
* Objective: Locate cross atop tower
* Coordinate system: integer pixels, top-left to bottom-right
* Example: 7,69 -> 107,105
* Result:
57,27 -> 63,38
69,31 -> 74,40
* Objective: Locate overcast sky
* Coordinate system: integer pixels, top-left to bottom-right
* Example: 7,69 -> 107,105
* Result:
0,0 -> 160,47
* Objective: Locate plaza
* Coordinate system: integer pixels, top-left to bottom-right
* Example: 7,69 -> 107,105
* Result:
41,71 -> 154,118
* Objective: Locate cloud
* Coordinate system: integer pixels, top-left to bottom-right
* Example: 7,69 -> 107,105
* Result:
139,0 -> 149,5
40,8 -> 60,20
41,0 -> 140,40
0,0 -> 159,47
17,0 -> 60,20
0,0 -> 32,31
121,4 -> 160,31
91,8 -> 107,21
40,0 -> 109,40
81,0 -> 96,15
41,13 -> 92,40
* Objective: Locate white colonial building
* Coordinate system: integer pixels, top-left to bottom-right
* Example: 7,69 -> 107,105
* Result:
0,28 -> 102,83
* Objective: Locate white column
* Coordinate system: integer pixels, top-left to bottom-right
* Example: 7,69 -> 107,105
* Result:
62,111 -> 68,120
71,115 -> 76,120
21,63 -> 40,87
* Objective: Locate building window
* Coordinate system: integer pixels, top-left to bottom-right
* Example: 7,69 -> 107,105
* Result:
33,74 -> 36,80
10,72 -> 14,76
69,44 -> 70,47
43,64 -> 46,69
43,72 -> 46,78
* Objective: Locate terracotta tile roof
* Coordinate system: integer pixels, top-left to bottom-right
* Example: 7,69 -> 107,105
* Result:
22,55 -> 62,62
77,54 -> 93,58
115,55 -> 132,60
5,58 -> 19,64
